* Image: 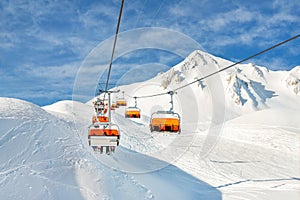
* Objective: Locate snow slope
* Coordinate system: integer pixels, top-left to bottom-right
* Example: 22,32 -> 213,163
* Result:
0,98 -> 221,199
1,50 -> 300,199
108,50 -> 300,199
0,98 -> 87,199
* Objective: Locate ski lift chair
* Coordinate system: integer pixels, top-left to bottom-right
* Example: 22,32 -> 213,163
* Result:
150,111 -> 181,133
88,123 -> 120,154
92,115 -> 109,123
116,99 -> 127,106
125,107 -> 141,118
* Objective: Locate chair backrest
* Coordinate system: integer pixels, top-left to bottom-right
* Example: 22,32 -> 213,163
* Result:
92,116 -> 109,123
89,128 -> 120,136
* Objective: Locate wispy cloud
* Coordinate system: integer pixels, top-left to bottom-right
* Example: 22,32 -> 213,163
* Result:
0,62 -> 80,105
201,8 -> 258,32
251,57 -> 291,71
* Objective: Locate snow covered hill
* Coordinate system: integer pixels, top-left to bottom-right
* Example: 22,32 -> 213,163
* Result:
0,98 -> 222,199
1,50 -> 300,199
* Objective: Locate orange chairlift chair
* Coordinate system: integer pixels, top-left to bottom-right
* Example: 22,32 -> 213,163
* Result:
111,102 -> 118,110
125,97 -> 141,118
88,123 -> 120,153
150,91 -> 181,133
88,90 -> 121,154
92,115 -> 109,123
116,91 -> 127,106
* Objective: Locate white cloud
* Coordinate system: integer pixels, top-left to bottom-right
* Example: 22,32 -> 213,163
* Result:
203,8 -> 258,32
0,62 -> 80,103
15,63 -> 79,80
78,4 -> 116,30
250,57 -> 291,71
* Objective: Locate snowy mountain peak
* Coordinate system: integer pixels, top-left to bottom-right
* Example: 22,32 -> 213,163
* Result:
183,50 -> 220,69
159,50 -> 226,89
285,66 -> 300,94
149,50 -> 300,117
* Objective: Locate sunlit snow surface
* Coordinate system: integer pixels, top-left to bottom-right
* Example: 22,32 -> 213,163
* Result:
1,51 -> 300,199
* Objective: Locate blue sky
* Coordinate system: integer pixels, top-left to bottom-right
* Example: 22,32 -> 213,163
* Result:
0,0 -> 299,106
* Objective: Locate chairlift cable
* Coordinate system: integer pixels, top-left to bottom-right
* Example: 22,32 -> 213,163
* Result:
104,0 -> 125,93
135,91 -> 169,99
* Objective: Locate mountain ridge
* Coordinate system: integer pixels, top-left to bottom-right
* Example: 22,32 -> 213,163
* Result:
117,50 -> 299,124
